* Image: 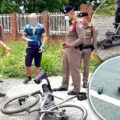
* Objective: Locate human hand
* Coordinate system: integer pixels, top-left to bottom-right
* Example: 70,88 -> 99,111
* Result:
6,47 -> 12,51
62,49 -> 66,56
64,42 -> 71,48
93,50 -> 98,57
27,38 -> 33,42
39,47 -> 43,53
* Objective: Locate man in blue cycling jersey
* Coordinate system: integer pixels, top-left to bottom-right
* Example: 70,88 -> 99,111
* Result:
22,13 -> 47,84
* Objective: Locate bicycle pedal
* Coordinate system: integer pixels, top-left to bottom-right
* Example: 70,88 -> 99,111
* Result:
18,97 -> 26,106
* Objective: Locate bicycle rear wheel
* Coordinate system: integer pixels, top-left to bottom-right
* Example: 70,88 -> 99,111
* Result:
40,104 -> 87,120
1,94 -> 40,115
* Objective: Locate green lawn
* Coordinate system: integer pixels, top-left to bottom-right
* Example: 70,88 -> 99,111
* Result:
0,40 -> 102,78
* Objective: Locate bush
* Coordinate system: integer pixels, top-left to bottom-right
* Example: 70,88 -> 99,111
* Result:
0,41 -> 102,78
95,0 -> 116,16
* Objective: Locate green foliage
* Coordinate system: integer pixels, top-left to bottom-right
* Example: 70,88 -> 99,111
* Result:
41,41 -> 63,76
1,0 -> 22,13
0,0 -> 103,13
0,0 -> 68,13
95,0 -> 116,16
0,41 -> 26,78
0,41 -> 102,78
80,54 -> 102,73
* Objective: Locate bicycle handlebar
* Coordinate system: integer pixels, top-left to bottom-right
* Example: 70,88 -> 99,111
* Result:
31,90 -> 42,96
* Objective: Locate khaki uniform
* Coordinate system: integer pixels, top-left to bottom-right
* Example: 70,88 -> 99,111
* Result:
82,25 -> 97,82
62,20 -> 86,93
0,26 -> 5,42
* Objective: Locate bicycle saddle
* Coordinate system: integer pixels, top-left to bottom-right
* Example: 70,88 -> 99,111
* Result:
34,70 -> 48,84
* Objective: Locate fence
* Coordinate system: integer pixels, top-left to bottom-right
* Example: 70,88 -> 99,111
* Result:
0,13 -> 68,36
49,12 -> 68,36
0,5 -> 93,41
17,13 -> 42,33
0,14 -> 11,33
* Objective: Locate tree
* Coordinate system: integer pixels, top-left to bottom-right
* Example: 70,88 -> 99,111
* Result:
68,0 -> 103,10
0,0 -> 68,13
1,0 -> 22,13
0,0 -> 4,13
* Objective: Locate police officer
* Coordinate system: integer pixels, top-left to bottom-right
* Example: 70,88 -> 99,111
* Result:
54,6 -> 86,95
79,12 -> 98,88
115,0 -> 120,29
0,25 -> 11,97
22,13 -> 47,84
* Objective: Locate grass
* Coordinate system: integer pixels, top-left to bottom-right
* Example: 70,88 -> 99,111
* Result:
0,40 -> 102,78
95,0 -> 116,16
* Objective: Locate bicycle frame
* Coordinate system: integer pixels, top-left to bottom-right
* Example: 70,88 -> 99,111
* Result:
28,91 -> 77,114
27,70 -> 87,114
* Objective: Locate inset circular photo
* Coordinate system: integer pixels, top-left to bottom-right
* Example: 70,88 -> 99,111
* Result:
89,56 -> 120,120
92,0 -> 120,60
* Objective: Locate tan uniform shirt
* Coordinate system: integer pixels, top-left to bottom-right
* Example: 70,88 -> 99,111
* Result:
65,20 -> 85,47
0,26 -> 5,42
84,25 -> 97,49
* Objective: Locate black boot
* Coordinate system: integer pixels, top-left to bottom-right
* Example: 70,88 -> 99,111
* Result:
53,87 -> 68,91
24,77 -> 31,84
67,91 -> 80,95
83,82 -> 88,88
0,93 -> 6,97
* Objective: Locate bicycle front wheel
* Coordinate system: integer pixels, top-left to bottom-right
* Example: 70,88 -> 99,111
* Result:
1,94 -> 40,115
40,104 -> 87,120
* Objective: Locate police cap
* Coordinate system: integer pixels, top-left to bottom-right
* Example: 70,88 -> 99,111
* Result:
77,12 -> 88,17
63,6 -> 74,14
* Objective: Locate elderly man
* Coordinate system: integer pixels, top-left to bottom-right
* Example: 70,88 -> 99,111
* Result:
22,13 -> 47,84
54,6 -> 86,95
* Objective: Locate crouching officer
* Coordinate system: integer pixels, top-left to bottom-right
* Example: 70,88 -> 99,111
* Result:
78,12 -> 98,88
54,6 -> 86,95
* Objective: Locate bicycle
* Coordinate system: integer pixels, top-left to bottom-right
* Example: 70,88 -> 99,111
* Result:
1,70 -> 87,120
97,23 -> 120,49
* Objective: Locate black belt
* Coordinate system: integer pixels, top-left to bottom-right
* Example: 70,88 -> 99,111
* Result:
75,44 -> 84,51
75,44 -> 94,51
83,45 -> 94,51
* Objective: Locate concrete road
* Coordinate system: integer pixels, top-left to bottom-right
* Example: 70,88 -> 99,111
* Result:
92,16 -> 120,61
0,75 -> 101,120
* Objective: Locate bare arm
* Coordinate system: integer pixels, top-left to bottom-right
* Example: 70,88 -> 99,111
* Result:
0,41 -> 11,51
39,33 -> 47,53
41,33 -> 47,46
22,35 -> 33,42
